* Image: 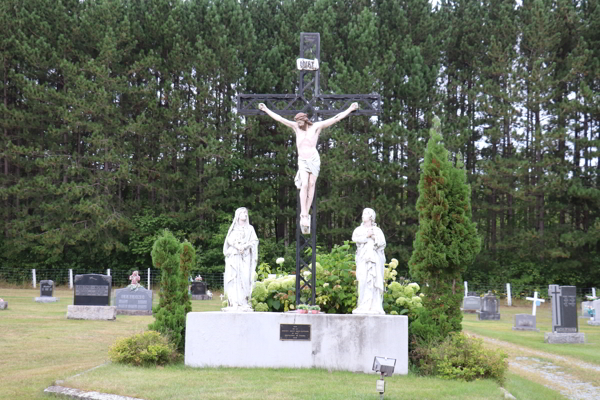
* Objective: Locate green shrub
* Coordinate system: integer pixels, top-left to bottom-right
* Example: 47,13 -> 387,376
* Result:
414,332 -> 507,383
108,331 -> 180,367
410,306 -> 456,348
250,242 -> 421,315
148,230 -> 188,352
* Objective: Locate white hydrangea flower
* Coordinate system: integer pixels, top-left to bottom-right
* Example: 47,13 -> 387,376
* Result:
276,257 -> 285,265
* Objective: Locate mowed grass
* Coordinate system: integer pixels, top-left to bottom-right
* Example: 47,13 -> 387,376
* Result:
0,287 -> 220,400
0,288 -> 575,399
462,300 -> 600,365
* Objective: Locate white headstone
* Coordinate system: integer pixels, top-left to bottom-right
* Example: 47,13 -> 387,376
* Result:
147,268 -> 151,290
464,281 -> 468,297
506,283 -> 512,306
32,269 -> 37,288
526,292 -> 545,316
69,269 -> 73,289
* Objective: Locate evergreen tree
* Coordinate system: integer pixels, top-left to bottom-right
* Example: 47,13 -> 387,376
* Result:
409,117 -> 480,335
149,230 -> 187,352
179,240 -> 195,315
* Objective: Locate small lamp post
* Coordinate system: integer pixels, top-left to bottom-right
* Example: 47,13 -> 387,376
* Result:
372,356 -> 396,399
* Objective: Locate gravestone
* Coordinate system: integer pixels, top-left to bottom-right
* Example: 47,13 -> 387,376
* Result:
0,299 -> 6,310
588,300 -> 600,326
115,287 -> 153,315
35,280 -> 59,303
191,281 -> 211,300
191,282 -> 206,295
467,291 -> 477,297
477,291 -> 500,320
73,274 -> 111,306
513,314 -> 538,331
581,301 -> 594,319
67,274 -> 116,320
545,285 -> 585,343
462,296 -> 481,314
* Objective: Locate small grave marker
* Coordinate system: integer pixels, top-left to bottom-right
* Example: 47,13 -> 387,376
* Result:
35,280 -> 59,303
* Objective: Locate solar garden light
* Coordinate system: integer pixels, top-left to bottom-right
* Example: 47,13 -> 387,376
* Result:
372,356 -> 396,399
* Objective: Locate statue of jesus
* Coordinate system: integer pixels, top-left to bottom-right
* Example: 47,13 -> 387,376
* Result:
258,102 -> 359,233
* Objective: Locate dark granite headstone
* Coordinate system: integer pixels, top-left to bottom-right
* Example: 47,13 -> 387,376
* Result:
115,287 -> 152,315
40,280 -> 54,297
549,285 -> 579,333
74,274 -> 111,306
477,291 -> 500,320
191,282 -> 206,295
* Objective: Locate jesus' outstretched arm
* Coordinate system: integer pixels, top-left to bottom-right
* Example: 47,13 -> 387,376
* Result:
315,102 -> 359,129
258,103 -> 297,129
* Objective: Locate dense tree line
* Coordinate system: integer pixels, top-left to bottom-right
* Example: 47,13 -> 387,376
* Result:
1,0 -> 599,289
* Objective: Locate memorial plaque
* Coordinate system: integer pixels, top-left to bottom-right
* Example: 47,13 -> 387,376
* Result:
191,282 -> 206,295
40,280 -> 54,297
115,287 -> 152,315
74,274 -> 111,306
280,324 -> 311,341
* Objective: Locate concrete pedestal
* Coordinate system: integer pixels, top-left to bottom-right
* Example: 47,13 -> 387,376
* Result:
35,297 -> 59,303
66,305 -> 116,320
185,312 -> 408,375
544,332 -> 585,344
587,320 -> 600,326
191,294 -> 212,300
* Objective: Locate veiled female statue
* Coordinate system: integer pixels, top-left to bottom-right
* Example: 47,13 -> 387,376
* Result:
352,208 -> 386,315
223,207 -> 259,311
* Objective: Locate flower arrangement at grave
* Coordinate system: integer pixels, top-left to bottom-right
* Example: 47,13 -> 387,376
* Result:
587,306 -> 596,320
194,275 -> 202,282
250,242 -> 423,317
127,271 -> 143,291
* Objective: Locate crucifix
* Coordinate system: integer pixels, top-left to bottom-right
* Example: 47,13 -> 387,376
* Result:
237,33 -> 381,305
526,291 -> 545,316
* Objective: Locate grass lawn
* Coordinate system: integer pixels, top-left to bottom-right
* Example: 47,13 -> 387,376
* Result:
0,288 -> 581,399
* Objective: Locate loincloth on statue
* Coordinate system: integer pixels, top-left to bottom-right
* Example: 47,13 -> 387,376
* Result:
294,153 -> 321,189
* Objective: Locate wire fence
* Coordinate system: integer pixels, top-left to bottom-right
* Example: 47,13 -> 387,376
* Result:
1,268 -> 597,302
0,267 -> 224,290
461,283 -> 597,302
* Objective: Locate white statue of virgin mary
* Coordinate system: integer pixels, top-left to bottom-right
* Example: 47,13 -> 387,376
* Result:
222,207 -> 259,312
352,208 -> 386,315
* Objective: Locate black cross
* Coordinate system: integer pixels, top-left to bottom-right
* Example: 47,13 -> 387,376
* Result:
237,33 -> 381,306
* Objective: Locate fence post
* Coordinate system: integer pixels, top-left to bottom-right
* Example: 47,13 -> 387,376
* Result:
32,269 -> 37,288
464,281 -> 468,297
506,283 -> 512,306
147,268 -> 151,291
69,269 -> 73,289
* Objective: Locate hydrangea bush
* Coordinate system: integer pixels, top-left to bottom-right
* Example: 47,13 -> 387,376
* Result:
250,242 -> 422,315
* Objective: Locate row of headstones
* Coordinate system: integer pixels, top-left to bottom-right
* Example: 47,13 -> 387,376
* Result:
463,285 -> 599,344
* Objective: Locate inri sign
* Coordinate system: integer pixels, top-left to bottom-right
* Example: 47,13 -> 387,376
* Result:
296,58 -> 319,71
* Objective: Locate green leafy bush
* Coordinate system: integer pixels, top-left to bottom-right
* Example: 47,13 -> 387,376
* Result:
250,242 -> 422,315
108,331 -> 179,367
414,332 -> 508,383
